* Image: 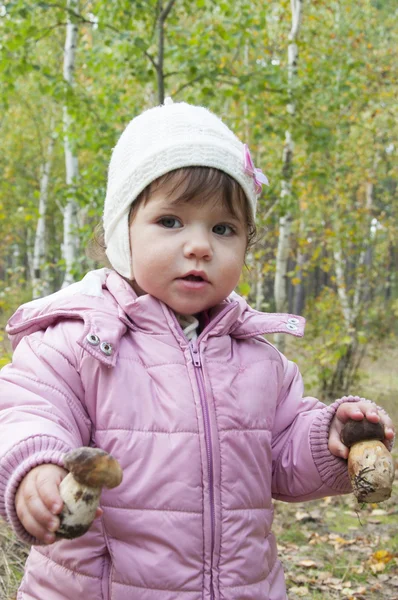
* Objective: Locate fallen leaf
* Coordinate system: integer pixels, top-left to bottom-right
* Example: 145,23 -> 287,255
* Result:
371,509 -> 387,516
317,571 -> 333,581
295,511 -> 310,521
289,586 -> 309,596
370,561 -> 386,573
297,559 -> 317,568
372,549 -> 394,563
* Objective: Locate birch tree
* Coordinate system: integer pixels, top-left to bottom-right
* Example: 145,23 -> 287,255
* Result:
274,0 -> 303,351
62,0 -> 79,288
32,127 -> 56,299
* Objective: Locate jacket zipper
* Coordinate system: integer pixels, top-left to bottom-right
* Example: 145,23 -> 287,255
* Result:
189,339 -> 215,600
169,303 -> 236,600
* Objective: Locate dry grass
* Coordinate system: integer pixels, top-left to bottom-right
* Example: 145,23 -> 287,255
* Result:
0,522 -> 28,599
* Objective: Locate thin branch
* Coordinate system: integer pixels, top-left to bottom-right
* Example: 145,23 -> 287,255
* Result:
144,49 -> 158,71
19,97 -> 46,164
160,0 -> 178,22
173,73 -> 208,95
32,21 -> 68,43
150,0 -> 161,41
38,1 -> 94,25
262,198 -> 280,222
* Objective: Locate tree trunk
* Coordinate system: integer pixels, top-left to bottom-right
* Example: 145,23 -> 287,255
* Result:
255,259 -> 264,311
32,128 -> 55,299
156,0 -> 177,104
273,0 -> 302,351
62,0 -> 79,288
293,217 -> 306,315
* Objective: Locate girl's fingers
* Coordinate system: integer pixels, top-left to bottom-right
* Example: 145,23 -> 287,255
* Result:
17,491 -> 59,543
360,404 -> 395,439
15,464 -> 67,542
332,402 -> 395,456
336,402 -> 394,430
21,510 -> 57,544
335,404 -> 365,423
36,469 -> 65,515
362,405 -> 381,422
24,488 -> 59,530
328,426 -> 349,459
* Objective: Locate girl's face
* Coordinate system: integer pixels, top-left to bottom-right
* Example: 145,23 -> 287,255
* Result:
129,181 -> 247,315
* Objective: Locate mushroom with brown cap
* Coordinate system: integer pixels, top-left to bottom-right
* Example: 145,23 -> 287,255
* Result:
57,447 -> 123,539
341,420 -> 394,503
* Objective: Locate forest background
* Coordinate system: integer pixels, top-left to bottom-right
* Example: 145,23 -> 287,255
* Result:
0,0 -> 397,400
0,1 -> 398,598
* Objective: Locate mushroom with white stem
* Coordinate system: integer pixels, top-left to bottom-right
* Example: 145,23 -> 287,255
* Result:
57,447 -> 123,539
341,420 -> 395,504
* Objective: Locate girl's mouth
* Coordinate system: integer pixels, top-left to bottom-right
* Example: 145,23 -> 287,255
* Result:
177,274 -> 209,290
182,275 -> 205,282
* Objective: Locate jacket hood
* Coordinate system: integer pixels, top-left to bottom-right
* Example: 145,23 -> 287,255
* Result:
6,269 -> 305,365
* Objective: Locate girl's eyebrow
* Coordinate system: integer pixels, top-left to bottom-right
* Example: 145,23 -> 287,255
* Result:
151,194 -> 244,222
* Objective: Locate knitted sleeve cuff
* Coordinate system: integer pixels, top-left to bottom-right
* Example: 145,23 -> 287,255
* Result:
0,436 -> 71,545
308,395 -> 391,493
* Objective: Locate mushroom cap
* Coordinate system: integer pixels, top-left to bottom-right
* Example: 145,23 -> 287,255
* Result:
341,419 -> 385,448
63,447 -> 123,488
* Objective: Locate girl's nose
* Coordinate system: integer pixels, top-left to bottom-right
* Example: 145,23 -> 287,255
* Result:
183,229 -> 213,260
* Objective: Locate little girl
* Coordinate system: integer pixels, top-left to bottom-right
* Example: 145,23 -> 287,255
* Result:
0,98 -> 394,600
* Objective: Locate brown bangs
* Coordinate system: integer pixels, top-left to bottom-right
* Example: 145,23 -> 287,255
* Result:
133,167 -> 257,247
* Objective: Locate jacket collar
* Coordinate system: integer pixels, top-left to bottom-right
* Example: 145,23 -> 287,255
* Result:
104,271 -> 305,339
6,269 -> 305,366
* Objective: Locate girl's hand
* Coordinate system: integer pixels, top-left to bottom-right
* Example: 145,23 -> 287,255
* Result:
328,401 -> 395,459
15,464 -> 67,544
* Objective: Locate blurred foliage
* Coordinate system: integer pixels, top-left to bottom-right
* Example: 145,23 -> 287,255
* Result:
0,0 -> 397,395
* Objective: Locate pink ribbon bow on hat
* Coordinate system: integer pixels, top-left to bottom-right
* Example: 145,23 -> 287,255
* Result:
243,144 -> 269,194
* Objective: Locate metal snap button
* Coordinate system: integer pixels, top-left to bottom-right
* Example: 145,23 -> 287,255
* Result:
100,342 -> 113,356
86,333 -> 100,346
287,317 -> 300,324
286,322 -> 298,331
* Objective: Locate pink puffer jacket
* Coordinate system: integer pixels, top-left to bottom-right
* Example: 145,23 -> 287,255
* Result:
0,269 -> 355,600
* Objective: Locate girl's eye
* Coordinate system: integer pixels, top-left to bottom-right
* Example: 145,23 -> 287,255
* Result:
213,223 -> 234,236
158,217 -> 182,229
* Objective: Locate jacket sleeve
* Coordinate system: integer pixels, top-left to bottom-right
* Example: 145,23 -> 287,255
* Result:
271,354 -> 362,502
0,322 -> 92,543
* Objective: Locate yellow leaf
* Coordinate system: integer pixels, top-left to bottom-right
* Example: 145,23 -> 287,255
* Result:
372,550 -> 394,563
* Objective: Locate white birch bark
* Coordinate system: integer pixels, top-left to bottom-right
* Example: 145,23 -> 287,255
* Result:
62,0 -> 79,288
293,218 -> 305,315
332,0 -> 379,329
32,128 -> 55,299
274,0 -> 303,351
255,260 -> 264,311
333,244 -> 352,328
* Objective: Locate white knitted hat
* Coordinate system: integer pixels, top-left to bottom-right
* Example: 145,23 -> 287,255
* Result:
103,98 -> 268,278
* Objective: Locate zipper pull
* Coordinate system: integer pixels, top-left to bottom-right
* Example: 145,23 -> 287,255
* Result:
189,340 -> 201,367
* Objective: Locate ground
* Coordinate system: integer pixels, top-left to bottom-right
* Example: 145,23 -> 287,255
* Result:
275,474 -> 398,599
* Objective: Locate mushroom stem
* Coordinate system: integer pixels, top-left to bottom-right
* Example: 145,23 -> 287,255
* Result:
58,474 -> 101,539
57,447 -> 123,539
341,420 -> 394,503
